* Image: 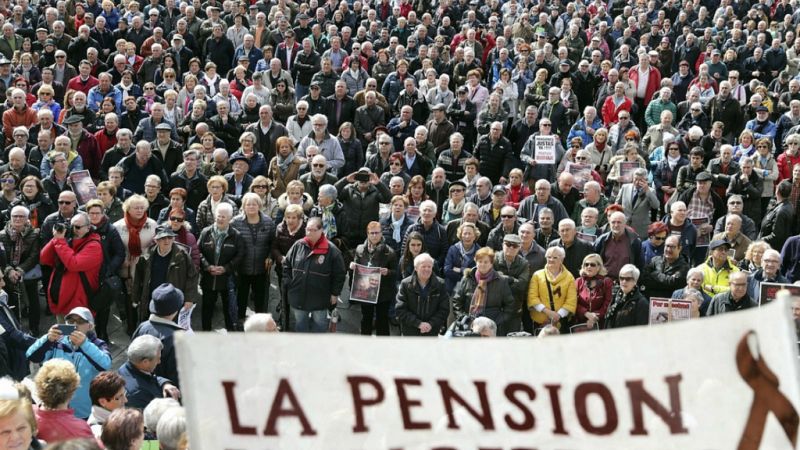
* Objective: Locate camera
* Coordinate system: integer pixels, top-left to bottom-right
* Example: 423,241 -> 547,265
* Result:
53,223 -> 67,234
445,315 -> 480,338
355,172 -> 371,182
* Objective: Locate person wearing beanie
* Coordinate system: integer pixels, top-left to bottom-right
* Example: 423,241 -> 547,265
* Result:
131,283 -> 186,387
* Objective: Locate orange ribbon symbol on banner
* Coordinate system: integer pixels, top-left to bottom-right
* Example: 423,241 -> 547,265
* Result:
736,330 -> 800,450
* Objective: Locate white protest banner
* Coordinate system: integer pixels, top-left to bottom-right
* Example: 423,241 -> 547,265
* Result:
534,135 -> 556,164
176,302 -> 800,450
649,297 -> 694,324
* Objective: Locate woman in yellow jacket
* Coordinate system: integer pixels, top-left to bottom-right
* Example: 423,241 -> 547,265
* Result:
527,246 -> 577,330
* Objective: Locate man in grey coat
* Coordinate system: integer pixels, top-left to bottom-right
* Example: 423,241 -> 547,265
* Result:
616,168 -> 660,238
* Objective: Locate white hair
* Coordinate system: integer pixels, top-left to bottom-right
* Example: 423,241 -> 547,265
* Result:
471,317 -> 497,336
127,335 -> 163,363
244,313 -> 279,332
619,264 -> 640,281
413,252 -> 434,268
143,398 -> 180,432
156,407 -> 186,450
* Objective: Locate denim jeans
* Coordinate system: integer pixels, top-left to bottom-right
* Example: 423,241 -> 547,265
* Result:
295,83 -> 309,101
292,308 -> 329,333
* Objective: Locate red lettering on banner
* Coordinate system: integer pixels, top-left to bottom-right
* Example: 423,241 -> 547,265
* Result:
627,375 -> 689,435
574,382 -> 618,435
396,378 -> 432,430
348,376 -> 385,433
437,380 -> 495,430
544,384 -> 569,435
222,381 -> 257,435
503,383 -> 536,431
263,378 -> 317,436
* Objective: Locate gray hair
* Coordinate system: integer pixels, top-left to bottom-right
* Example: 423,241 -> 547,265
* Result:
471,317 -> 497,336
244,313 -> 279,332
687,267 -> 705,281
633,168 -> 648,179
127,335 -> 163,363
413,252 -> 434,268
545,246 -> 565,260
619,264 -> 640,281
216,202 -> 234,217
156,407 -> 186,450
143,398 -> 180,432
420,199 -> 437,214
318,184 -> 338,200
10,205 -> 29,219
116,128 -> 132,139
682,288 -> 704,304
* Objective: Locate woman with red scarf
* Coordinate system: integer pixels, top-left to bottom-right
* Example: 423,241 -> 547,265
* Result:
113,195 -> 157,334
450,247 -> 516,336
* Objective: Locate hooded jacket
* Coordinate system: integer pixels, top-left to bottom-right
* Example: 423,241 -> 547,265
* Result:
39,233 -> 103,315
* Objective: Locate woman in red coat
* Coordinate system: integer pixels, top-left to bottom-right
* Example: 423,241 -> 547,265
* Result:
40,212 -> 103,319
574,253 -> 614,329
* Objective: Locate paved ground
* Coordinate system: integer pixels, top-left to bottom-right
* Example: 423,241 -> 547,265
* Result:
29,269 -> 394,370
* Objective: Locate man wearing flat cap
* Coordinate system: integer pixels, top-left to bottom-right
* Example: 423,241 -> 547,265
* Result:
132,283 -> 188,386
677,169 -> 726,264
225,155 -> 254,204
131,225 -> 198,328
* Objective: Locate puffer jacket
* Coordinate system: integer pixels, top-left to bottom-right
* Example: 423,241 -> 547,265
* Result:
230,213 -> 275,275
352,239 -> 397,304
451,268 -> 516,334
40,233 -> 103,315
198,225 -> 243,291
195,194 -> 239,232
282,237 -> 346,311
131,243 -> 200,318
333,178 -> 391,247
395,273 -> 449,336
27,332 -> 110,419
527,266 -> 577,326
699,256 -> 740,297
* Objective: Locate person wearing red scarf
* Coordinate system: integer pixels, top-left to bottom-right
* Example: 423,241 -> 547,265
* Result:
283,217 -> 346,333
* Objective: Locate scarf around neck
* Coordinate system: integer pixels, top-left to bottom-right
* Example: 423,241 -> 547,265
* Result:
470,268 -> 497,316
278,152 -> 296,175
125,212 -> 148,257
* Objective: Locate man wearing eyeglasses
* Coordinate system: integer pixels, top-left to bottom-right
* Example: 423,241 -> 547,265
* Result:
706,271 -> 755,315
641,235 -> 690,299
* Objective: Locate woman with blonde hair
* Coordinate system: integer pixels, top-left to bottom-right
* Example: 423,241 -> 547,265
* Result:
33,360 -> 93,442
249,175 -> 278,218
113,195 -> 157,333
267,136 -> 303,198
739,240 -> 772,272
0,378 -> 42,449
575,253 -> 613,329
195,175 -> 239,231
753,137 -> 778,216
527,246 -> 577,331
275,179 -> 313,222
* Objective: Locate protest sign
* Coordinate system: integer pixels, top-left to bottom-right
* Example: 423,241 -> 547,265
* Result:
691,217 -> 711,246
567,162 -> 592,191
759,282 -> 800,306
649,297 -> 694,324
534,135 -> 556,164
177,302 -> 800,450
68,170 -> 97,205
619,161 -> 640,184
350,264 -> 382,304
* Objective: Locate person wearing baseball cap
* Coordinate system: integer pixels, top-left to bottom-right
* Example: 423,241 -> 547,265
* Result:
27,306 -> 111,419
131,283 -> 186,386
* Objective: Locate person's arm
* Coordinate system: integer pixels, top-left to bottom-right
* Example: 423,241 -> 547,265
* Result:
76,336 -> 112,371
25,333 -> 54,362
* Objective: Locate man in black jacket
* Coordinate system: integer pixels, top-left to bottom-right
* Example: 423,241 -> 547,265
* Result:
474,121 -> 513,184
641,235 -> 691,299
706,272 -> 756,315
283,217 -> 345,333
759,180 -> 796,249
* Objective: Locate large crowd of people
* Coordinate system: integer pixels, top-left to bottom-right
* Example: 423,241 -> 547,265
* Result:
0,0 -> 796,445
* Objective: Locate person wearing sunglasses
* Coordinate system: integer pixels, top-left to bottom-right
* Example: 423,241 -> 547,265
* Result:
574,253 -> 613,330
604,264 -> 648,329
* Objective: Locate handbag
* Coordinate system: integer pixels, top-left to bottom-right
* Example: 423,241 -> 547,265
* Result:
23,264 -> 42,281
79,272 -> 105,313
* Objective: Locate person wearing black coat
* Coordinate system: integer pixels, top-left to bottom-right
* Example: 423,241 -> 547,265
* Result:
395,256 -> 449,336
0,278 -> 35,381
726,161 -> 763,227
230,196 -> 275,325
604,266 -> 649,329
197,203 -> 243,331
381,199 -> 415,255
758,180 -> 796,250
447,91 -> 478,150
325,84 -> 357,135
473,127 -> 513,184
402,201 -> 448,271
334,170 -> 392,251
87,201 -> 126,341
640,235 -> 691,299
350,225 -> 398,336
282,217 -> 346,333
0,212 -> 40,336
451,248 -> 517,335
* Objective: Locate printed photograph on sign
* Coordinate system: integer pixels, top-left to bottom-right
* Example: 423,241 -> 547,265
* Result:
649,297 -> 695,324
350,264 -> 382,304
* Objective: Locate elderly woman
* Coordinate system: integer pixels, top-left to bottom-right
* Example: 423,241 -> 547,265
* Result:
739,239 -> 771,272
156,188 -> 197,231
309,184 -> 344,241
349,221 -> 398,336
286,100 -> 313,145
195,175 -> 239,232
229,132 -> 267,177
88,371 -> 128,438
444,222 -> 481,294
96,181 -> 124,223
10,176 -> 53,229
672,267 -> 713,316
753,138 -> 779,216
604,264 -> 649,328
198,202 -> 242,331
396,253 -> 449,336
267,137 -> 304,199
249,176 -> 279,219
575,253 -> 613,329
113,195 -> 157,332
0,205 -> 41,335
33,359 -> 94,442
101,408 -> 145,450
165,208 -> 201,267
451,247 -> 516,335
231,193 -> 275,325
527,246 -> 577,331
0,378 -> 42,449
641,222 -> 669,266
441,180 -> 467,223
275,180 -> 313,222
271,204 -> 306,331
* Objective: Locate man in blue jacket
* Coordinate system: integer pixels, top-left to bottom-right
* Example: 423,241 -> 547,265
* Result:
119,334 -> 181,409
132,283 -> 185,388
26,306 -> 111,419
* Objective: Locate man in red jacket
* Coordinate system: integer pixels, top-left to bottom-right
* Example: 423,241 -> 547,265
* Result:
40,212 -> 103,321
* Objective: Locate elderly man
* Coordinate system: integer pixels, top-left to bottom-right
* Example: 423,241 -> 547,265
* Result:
2,88 -> 36,145
403,200 -> 448,269
446,202 -> 490,246
494,233 -> 531,333
63,114 -> 102,178
299,155 -> 337,200
333,168 -> 391,250
297,114 -> 345,173
243,313 -> 279,332
0,147 -> 40,180
474,122 -> 513,185
571,181 -> 609,227
119,334 -> 181,409
283,217 -> 346,333
548,218 -> 593,279
706,271 -> 756,315
518,179 -> 569,227
759,180 -> 796,250
594,211 -> 643,279
641,235 -> 691,299
118,140 -> 168,194
709,214 -> 751,262
486,206 -> 520,251
615,168 -> 659,237
642,110 -> 679,153
747,249 -> 789,305
700,239 -> 740,297
550,172 -> 580,214
678,171 -> 725,262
